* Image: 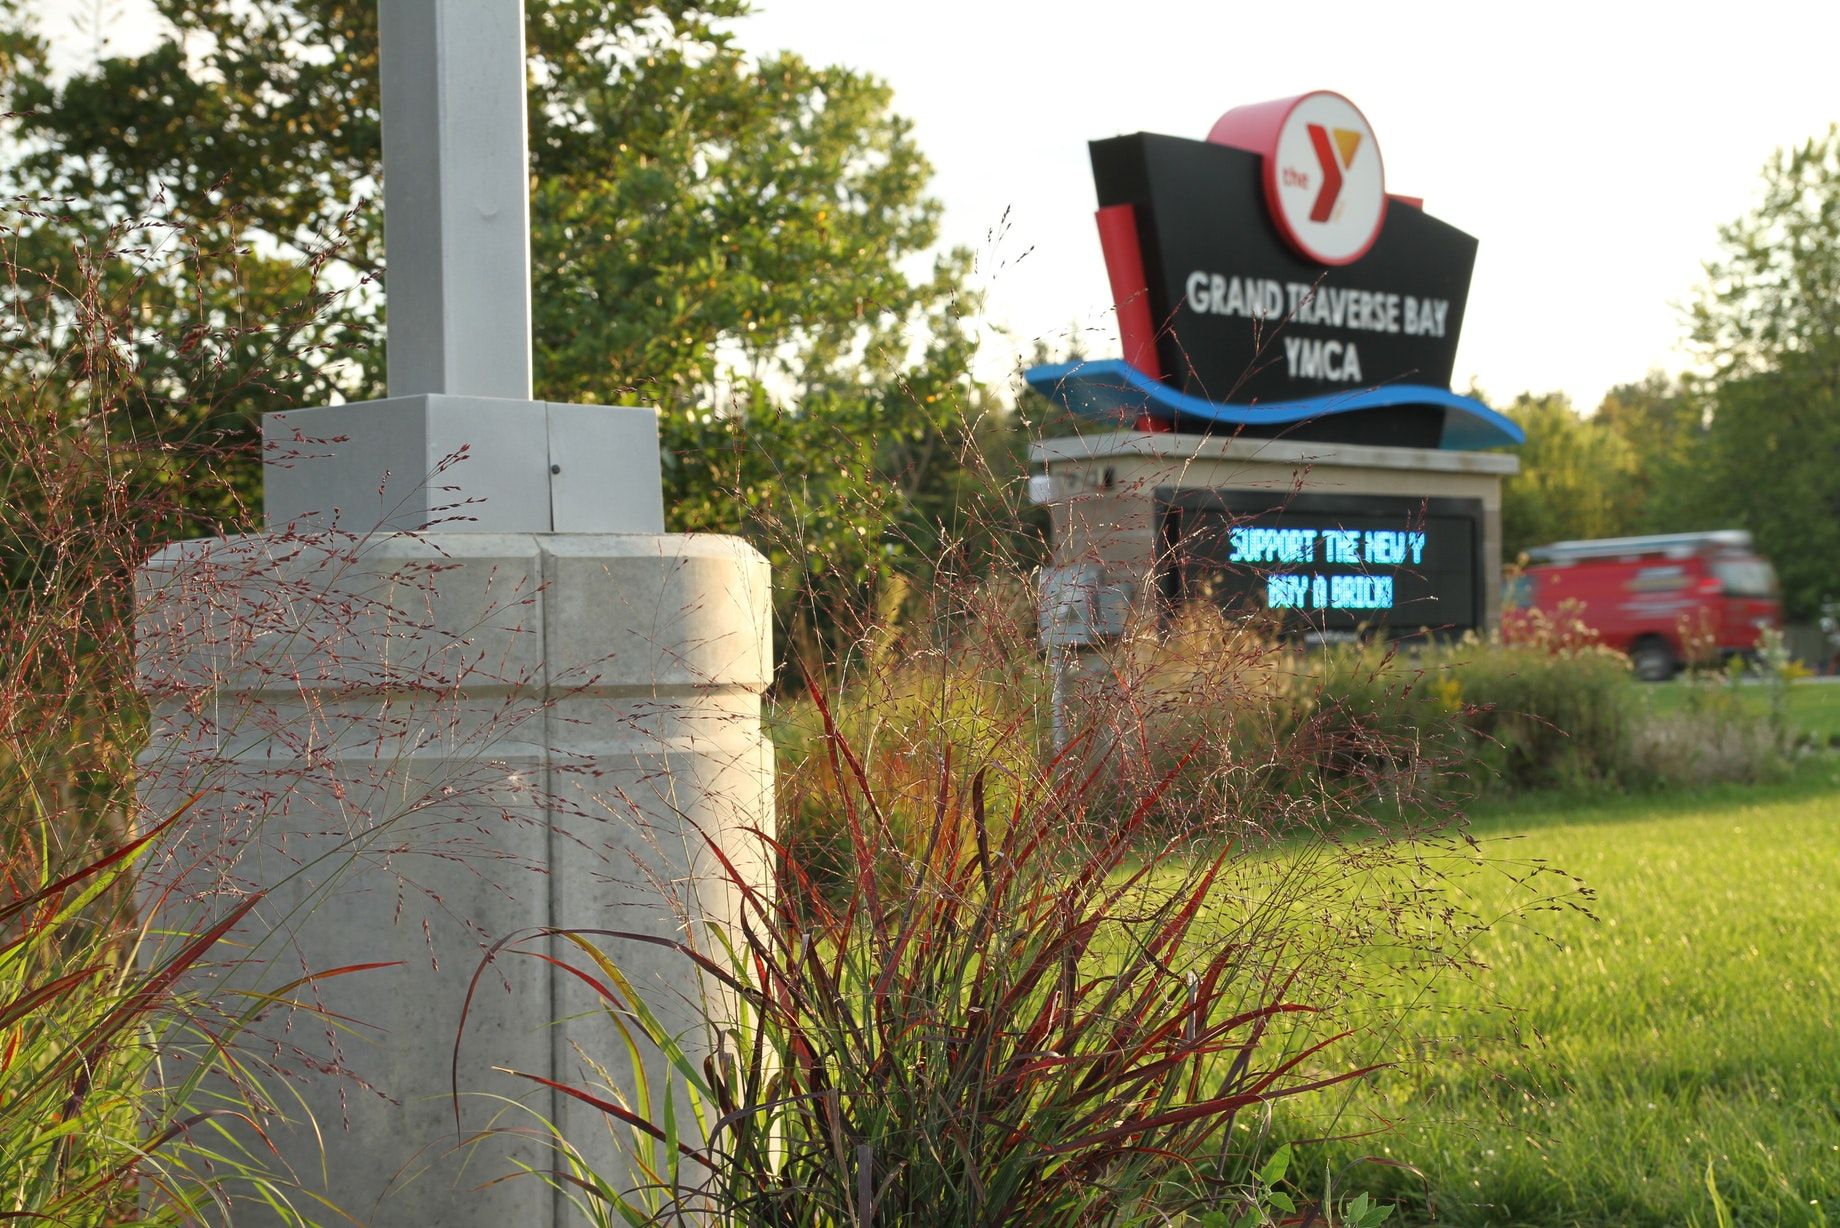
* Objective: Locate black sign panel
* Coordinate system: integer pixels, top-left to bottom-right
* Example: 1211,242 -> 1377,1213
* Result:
1160,490 -> 1483,634
1092,134 -> 1477,408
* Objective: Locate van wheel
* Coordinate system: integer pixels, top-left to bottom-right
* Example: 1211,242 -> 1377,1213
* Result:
1630,636 -> 1677,682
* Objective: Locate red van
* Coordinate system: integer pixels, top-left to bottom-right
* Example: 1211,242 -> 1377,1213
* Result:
1503,530 -> 1783,680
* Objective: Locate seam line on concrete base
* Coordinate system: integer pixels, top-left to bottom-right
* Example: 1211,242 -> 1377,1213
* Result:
539,541 -> 561,1228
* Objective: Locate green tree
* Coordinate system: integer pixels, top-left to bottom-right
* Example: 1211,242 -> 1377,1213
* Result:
1,7 -> 316,582
1592,370 -> 1707,535
0,0 -> 41,101
4,0 -> 998,638
1496,390 -> 1643,558
1688,125 -> 1840,619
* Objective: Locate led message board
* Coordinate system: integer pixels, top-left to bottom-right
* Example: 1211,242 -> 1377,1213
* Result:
1159,492 -> 1483,634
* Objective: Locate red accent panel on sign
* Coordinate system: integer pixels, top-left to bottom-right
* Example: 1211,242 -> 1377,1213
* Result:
1094,204 -> 1164,382
1206,94 -> 1303,155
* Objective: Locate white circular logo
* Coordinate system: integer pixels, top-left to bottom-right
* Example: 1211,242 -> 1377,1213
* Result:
1266,92 -> 1386,266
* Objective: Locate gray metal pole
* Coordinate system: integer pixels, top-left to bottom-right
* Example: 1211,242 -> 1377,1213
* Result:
378,0 -> 534,400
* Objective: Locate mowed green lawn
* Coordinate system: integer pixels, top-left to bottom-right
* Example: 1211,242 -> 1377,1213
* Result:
1282,762 -> 1840,1226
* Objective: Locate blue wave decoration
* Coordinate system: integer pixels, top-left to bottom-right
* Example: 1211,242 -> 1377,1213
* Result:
1024,359 -> 1523,451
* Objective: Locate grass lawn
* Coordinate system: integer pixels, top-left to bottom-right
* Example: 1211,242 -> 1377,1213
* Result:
1278,760 -> 1840,1226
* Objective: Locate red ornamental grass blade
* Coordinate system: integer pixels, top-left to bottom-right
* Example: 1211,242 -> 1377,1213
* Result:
454,925 -> 763,1132
1241,1030 -> 1377,1100
139,1107 -> 279,1161
694,821 -> 778,923
1212,963 -> 1306,1094
0,799 -> 194,935
0,1209 -> 73,1222
1143,839 -> 1237,966
871,753 -> 963,1008
1060,744 -> 1199,907
0,967 -> 105,1032
1050,1088 -> 1278,1153
6,891 -> 269,1124
501,1069 -> 705,1166
260,960 -> 407,1001
85,893 -> 264,1046
804,681 -> 883,929
1061,998 -> 1328,1129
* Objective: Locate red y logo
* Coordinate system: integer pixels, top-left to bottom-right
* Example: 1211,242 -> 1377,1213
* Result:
1305,123 -> 1363,223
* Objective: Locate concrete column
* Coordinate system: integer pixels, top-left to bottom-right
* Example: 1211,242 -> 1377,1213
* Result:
137,8 -> 766,1223
136,531 -> 772,1227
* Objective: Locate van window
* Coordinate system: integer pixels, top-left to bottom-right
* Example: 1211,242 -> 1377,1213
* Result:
1629,565 -> 1687,592
1712,558 -> 1778,598
1503,574 -> 1534,609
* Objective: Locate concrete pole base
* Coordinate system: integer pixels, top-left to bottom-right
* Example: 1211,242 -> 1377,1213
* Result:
135,531 -> 773,1227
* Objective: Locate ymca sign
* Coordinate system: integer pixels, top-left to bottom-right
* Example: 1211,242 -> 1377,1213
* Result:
1027,93 -> 1523,654
1031,91 -> 1512,452
1092,90 -> 1477,407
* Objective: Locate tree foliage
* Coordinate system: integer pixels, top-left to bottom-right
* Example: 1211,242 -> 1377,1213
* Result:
1592,371 -> 1706,536
1692,125 -> 1840,386
1501,127 -> 1840,619
1689,125 -> 1840,618
1496,391 -> 1642,559
4,0 -> 1016,641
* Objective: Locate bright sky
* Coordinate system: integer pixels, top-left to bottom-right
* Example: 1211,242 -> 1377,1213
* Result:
37,0 -> 1840,412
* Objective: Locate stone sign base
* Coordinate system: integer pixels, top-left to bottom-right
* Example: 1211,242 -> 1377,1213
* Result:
1032,429 -> 1519,632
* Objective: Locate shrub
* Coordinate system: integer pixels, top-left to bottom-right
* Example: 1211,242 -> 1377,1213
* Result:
1089,613 -> 1648,827
1437,639 -> 1640,793
0,198 -> 358,1225
467,579 -> 1531,1226
1626,707 -> 1786,787
477,705 -> 1384,1223
1622,650 -> 1795,787
772,603 -> 1784,951
771,583 -> 1049,909
1,807 -> 325,1225
775,605 -> 1699,913
1093,622 -> 1465,840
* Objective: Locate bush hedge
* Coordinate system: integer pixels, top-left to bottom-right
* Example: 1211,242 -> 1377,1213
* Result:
775,607 -> 1789,889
